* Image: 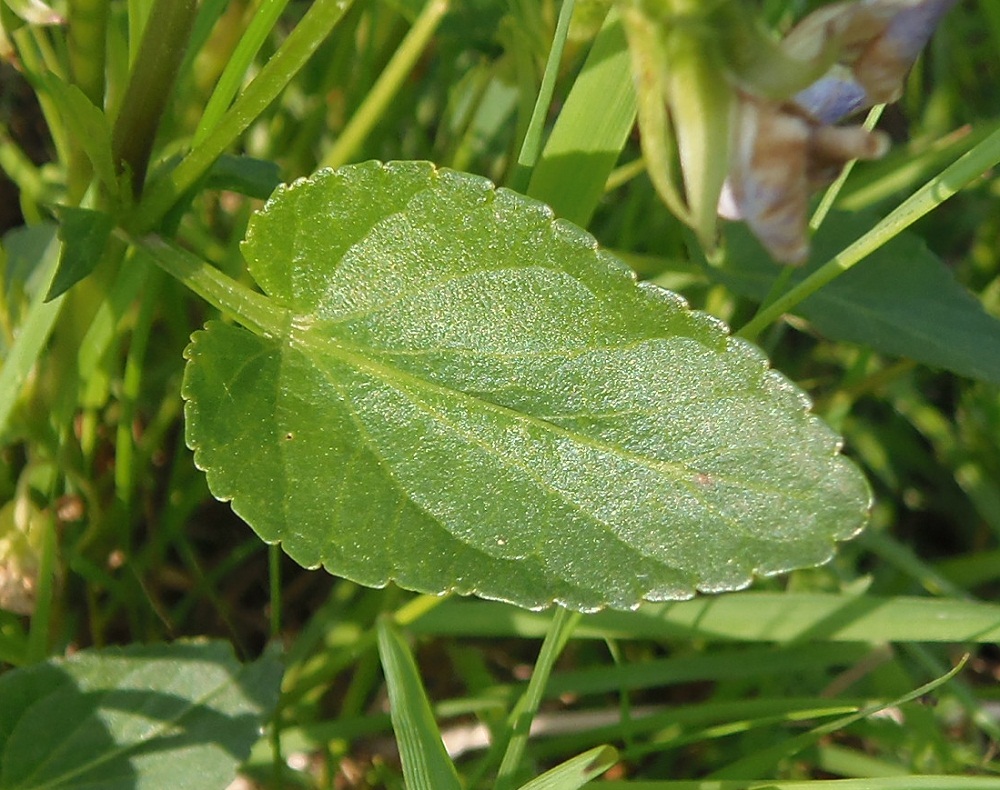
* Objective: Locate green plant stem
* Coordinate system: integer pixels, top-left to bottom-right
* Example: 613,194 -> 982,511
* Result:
809,104 -> 885,231
507,0 -> 576,193
394,593 -> 446,627
0,243 -> 64,437
132,0 -> 354,232
67,0 -> 109,106
192,0 -> 292,146
26,511 -> 58,664
494,605 -> 582,790
737,121 -> 1000,342
65,0 -> 110,202
269,544 -> 281,638
114,264 -> 160,521
127,233 -> 287,338
0,127 -> 45,219
111,0 -> 199,196
320,0 -> 450,170
11,28 -> 71,167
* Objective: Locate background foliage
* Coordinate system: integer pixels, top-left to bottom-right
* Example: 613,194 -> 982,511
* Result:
1,0 -> 999,787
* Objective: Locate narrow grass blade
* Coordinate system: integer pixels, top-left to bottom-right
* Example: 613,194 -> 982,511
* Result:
709,658 -> 966,779
192,0 -> 292,146
410,593 -> 1000,643
376,617 -> 462,790
515,744 -> 618,790
495,606 -> 582,790
0,230 -> 62,437
527,9 -> 636,226
508,0 -> 576,193
739,120 -> 1000,340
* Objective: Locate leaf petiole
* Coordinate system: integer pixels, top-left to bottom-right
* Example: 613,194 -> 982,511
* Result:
126,232 -> 287,338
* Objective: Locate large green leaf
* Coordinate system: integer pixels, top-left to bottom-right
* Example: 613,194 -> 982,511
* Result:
182,160 -> 869,612
0,640 -> 281,790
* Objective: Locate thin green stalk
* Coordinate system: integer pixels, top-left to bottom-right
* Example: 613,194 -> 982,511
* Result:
0,127 -> 45,207
738,120 -> 1000,342
65,0 -> 110,202
494,605 -> 582,790
810,104 -> 886,231
112,0 -> 198,196
26,510 -> 58,664
906,643 -> 1000,744
0,241 -> 64,437
320,0 -> 450,170
114,264 -> 160,520
11,28 -> 71,166
394,593 -> 446,627
268,541 -> 284,785
67,0 -> 110,106
508,0 -> 576,193
709,658 -> 966,779
127,0 -> 154,65
192,0 -> 292,146
132,0 -> 355,232
269,543 -> 282,638
126,232 -> 287,338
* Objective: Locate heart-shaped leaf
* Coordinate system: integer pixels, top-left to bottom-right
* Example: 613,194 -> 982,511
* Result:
182,160 -> 869,611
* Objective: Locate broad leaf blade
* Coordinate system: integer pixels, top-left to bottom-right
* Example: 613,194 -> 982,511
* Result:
719,211 -> 1000,383
183,160 -> 870,612
0,640 -> 282,790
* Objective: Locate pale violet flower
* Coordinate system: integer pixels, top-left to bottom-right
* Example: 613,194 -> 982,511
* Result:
721,0 -> 958,263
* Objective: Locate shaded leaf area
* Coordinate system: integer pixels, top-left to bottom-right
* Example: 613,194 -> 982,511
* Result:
0,640 -> 281,790
183,161 -> 869,612
718,211 -> 1000,383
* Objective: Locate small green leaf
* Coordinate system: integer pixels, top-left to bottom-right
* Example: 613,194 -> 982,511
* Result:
515,745 -> 618,790
183,160 -> 870,611
205,154 -> 283,200
47,206 -> 114,301
377,617 -> 463,790
39,74 -> 118,197
0,640 -> 282,790
719,211 -> 1000,384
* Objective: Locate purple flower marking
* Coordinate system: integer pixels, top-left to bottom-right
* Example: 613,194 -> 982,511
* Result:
869,0 -> 959,69
794,74 -> 870,124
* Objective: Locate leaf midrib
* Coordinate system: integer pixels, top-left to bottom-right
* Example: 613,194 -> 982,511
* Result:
291,326 -> 823,501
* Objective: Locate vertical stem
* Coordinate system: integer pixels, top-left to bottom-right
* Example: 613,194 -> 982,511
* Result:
131,0 -> 355,232
320,0 -> 450,170
66,0 -> 111,202
192,0 -> 292,146
111,0 -> 199,197
26,511 -> 58,664
508,0 -> 576,193
67,0 -> 110,106
494,606 -> 582,790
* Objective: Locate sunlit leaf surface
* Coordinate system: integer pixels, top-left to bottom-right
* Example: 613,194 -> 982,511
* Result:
183,161 -> 870,611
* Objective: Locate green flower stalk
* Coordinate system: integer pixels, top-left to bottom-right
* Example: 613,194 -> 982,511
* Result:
621,0 -> 736,253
